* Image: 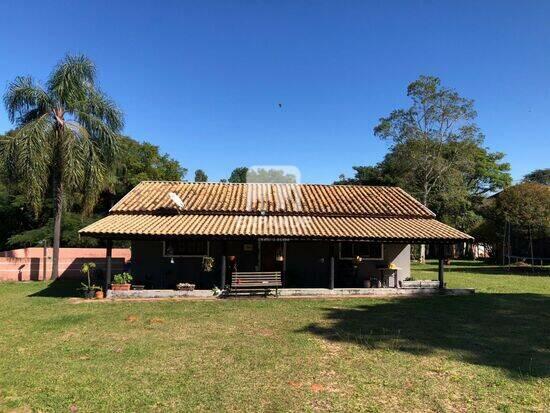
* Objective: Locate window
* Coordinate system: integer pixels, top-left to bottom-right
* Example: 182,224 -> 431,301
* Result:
163,239 -> 209,257
339,242 -> 383,260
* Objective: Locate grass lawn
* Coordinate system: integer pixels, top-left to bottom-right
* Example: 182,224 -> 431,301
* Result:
0,261 -> 548,412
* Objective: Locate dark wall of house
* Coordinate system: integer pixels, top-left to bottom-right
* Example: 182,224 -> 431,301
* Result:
285,241 -> 331,288
131,240 -> 224,289
131,239 -> 410,289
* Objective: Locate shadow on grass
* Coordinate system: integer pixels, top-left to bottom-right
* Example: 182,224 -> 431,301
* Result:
28,278 -> 82,298
301,293 -> 550,378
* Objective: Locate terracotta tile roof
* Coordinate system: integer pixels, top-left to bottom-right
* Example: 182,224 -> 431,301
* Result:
110,181 -> 435,218
80,213 -> 472,242
80,182 -> 472,242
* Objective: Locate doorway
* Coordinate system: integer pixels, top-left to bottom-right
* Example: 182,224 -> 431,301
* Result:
260,241 -> 284,272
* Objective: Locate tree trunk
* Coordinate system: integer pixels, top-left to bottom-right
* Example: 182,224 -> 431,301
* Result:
51,178 -> 63,280
502,221 -> 506,266
529,226 -> 534,273
51,127 -> 64,280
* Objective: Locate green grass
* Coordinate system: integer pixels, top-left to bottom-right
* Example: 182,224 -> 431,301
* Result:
0,261 -> 548,412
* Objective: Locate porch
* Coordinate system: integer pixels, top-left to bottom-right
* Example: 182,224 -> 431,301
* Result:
100,237 -> 452,296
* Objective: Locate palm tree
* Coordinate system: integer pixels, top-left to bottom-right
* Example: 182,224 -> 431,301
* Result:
2,55 -> 123,279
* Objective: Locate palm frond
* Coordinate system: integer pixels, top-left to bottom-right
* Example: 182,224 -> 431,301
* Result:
79,88 -> 124,132
59,127 -> 85,193
1,115 -> 53,214
47,54 -> 96,107
64,124 -> 107,214
4,77 -> 51,124
72,111 -> 119,161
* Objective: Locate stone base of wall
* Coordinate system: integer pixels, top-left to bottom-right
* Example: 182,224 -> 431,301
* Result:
106,287 -> 474,299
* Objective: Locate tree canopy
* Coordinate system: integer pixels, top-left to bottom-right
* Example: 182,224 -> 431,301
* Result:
228,167 -> 248,183
373,75 -> 486,206
523,168 -> 550,185
194,169 -> 208,182
108,136 -> 186,196
496,183 -> 550,229
337,76 -> 512,235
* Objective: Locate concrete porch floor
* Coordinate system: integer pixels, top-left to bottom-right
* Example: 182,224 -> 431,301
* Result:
107,287 -> 475,299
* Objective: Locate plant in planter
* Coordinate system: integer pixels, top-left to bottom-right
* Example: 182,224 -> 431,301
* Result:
79,262 -> 102,299
176,282 -> 195,291
80,283 -> 102,299
202,256 -> 215,272
111,272 -> 133,291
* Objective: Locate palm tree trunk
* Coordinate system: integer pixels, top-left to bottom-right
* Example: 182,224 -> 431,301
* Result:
51,127 -> 64,280
51,176 -> 63,280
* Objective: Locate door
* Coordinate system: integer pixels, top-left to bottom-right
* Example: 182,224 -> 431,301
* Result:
260,241 -> 284,272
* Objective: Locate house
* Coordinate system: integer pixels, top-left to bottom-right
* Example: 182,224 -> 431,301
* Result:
79,181 -> 472,292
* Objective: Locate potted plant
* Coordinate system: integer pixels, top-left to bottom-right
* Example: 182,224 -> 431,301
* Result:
111,272 -> 133,291
79,262 -> 102,299
202,256 -> 215,272
80,283 -> 101,299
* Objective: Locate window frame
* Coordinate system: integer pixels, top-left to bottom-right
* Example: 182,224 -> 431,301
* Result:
338,241 -> 384,261
162,239 -> 210,258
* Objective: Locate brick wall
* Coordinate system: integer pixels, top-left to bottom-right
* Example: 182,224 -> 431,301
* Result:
0,247 -> 130,281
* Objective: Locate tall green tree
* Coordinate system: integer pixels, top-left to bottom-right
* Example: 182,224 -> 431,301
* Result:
373,75 -> 505,260
194,169 -> 208,182
228,167 -> 249,183
523,168 -> 550,185
374,75 -> 480,207
1,55 -> 123,279
496,183 -> 550,268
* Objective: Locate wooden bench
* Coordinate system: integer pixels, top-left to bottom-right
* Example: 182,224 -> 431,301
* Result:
230,271 -> 282,297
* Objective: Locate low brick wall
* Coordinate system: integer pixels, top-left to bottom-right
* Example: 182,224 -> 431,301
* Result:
0,247 -> 130,281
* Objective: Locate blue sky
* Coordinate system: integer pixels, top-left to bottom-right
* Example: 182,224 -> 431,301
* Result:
0,0 -> 548,183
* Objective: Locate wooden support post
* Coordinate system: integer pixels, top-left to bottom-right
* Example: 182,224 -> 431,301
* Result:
105,239 -> 113,293
220,255 -> 226,288
329,256 -> 335,290
282,241 -> 287,287
438,246 -> 445,290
